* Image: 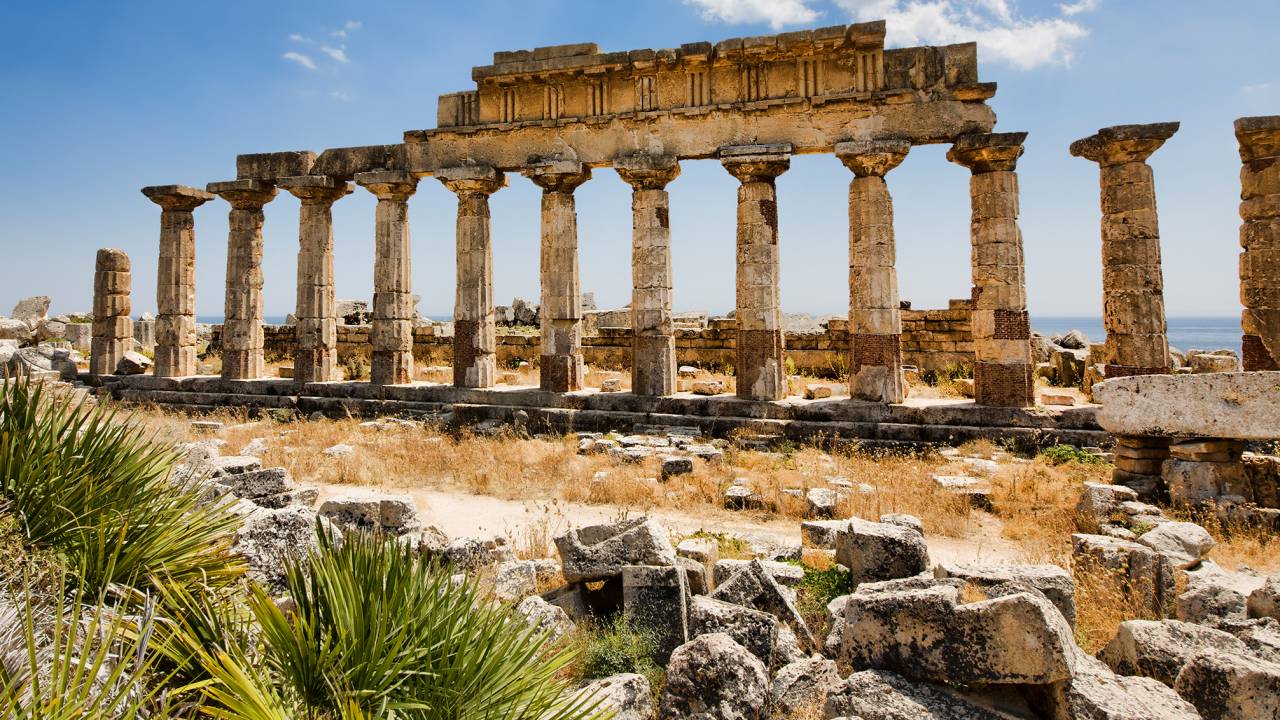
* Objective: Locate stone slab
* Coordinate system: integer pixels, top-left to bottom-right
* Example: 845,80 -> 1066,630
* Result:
1093,371 -> 1280,440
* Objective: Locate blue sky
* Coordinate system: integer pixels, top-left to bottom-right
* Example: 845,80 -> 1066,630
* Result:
0,0 -> 1276,320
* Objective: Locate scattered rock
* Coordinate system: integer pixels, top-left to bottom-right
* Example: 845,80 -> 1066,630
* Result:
835,517 -> 930,585
113,350 -> 151,375
555,518 -> 677,584
1190,353 -> 1240,373
233,506 -> 341,591
825,668 -> 1011,719
576,673 -> 652,720
1173,650 -> 1280,720
712,559 -> 803,588
660,456 -> 693,481
658,634 -> 768,720
1249,575 -> 1280,621
1054,329 -> 1088,350
10,296 -> 50,324
1178,575 -> 1248,625
518,595 -> 575,643
1045,651 -> 1202,720
1099,619 -> 1252,686
723,484 -> 770,511
805,487 -> 838,519
622,565 -> 689,662
317,493 -> 420,535
803,384 -> 832,400
691,379 -> 724,396
934,562 -> 1076,627
1077,482 -> 1140,526
688,595 -> 777,665
1136,521 -> 1215,569
1073,533 -> 1177,615
770,657 -> 841,716
322,443 -> 355,458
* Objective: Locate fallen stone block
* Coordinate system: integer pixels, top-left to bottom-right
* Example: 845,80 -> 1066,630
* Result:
555,517 -> 677,583
1173,649 -> 1280,720
1077,482 -> 1140,526
824,669 -> 1012,720
723,484 -> 772,511
803,383 -> 832,400
712,558 -> 803,588
1136,521 -> 1215,569
800,519 -> 847,549
1215,617 -> 1280,664
1177,574 -> 1247,625
318,493 -> 419,535
1035,651 -> 1202,720
1099,619 -> 1252,686
576,673 -> 652,720
770,657 -> 841,716
690,379 -> 724,396
841,577 -> 1075,685
708,559 -> 815,651
207,455 -> 263,477
658,634 -> 768,720
835,516 -> 930,585
622,565 -> 689,663
688,595 -> 777,665
1073,533 -> 1177,616
1093,371 -> 1280,440
933,562 -> 1076,627
659,455 -> 693,481
115,350 -> 152,375
879,513 -> 924,534
232,505 -> 342,592
1249,574 -> 1280,621
217,467 -> 293,500
516,595 -> 575,643
805,487 -> 838,518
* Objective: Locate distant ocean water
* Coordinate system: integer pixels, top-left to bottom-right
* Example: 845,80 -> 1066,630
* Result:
200,314 -> 1243,356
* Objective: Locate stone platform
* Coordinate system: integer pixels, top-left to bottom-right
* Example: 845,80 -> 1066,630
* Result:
93,374 -> 1106,449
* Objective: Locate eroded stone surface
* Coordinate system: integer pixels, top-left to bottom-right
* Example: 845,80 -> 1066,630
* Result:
1094,371 -> 1280,440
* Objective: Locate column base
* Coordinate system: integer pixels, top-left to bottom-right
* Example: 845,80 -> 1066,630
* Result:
221,349 -> 264,380
850,333 -> 903,404
633,334 -> 676,397
454,319 -> 496,388
1243,334 -> 1279,371
153,345 -> 196,378
541,353 -> 584,393
294,349 -> 335,385
737,329 -> 786,401
371,351 -> 414,386
973,361 -> 1033,408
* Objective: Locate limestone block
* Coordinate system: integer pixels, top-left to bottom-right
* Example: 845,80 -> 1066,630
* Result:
1073,533 -> 1176,615
1043,651 -> 1202,720
770,657 -> 841,716
1094,371 -> 1280,440
825,669 -> 1015,720
687,595 -> 777,665
657,634 -> 768,720
622,565 -> 688,663
1099,619 -> 1251,687
554,518 -> 676,583
933,562 -> 1076,626
1136,522 -> 1215,569
835,516 -> 929,584
708,559 -> 815,650
1250,575 -> 1280,621
1172,649 -> 1280,720
574,674 -> 652,720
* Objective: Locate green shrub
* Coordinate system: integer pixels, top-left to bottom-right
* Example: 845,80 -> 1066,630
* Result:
579,613 -> 658,681
1041,443 -> 1105,466
189,528 -> 604,719
0,378 -> 244,596
795,564 -> 853,631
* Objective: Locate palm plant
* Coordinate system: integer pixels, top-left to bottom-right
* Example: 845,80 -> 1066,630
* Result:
189,528 -> 608,720
0,377 -> 244,596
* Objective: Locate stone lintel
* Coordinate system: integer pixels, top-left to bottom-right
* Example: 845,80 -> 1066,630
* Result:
720,143 -> 793,159
1070,122 -> 1180,167
141,185 -> 215,210
312,144 -> 406,180
835,139 -> 911,177
278,175 -> 353,203
524,160 -> 591,192
1093,371 -> 1280,440
236,151 -> 316,181
946,131 -> 1027,173
1235,115 -> 1280,163
614,153 -> 681,189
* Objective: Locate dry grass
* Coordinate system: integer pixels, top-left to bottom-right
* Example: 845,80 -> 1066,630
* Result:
1175,506 -> 1280,574
987,458 -> 1110,565
1072,557 -> 1164,653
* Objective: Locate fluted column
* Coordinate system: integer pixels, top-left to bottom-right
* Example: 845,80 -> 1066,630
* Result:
356,171 -> 419,386
1235,116 -> 1280,371
279,175 -> 352,384
948,132 -> 1034,407
90,248 -> 133,375
615,154 -> 681,397
141,184 -> 214,377
836,140 -> 909,403
1070,122 -> 1179,378
438,165 -> 505,388
524,160 -> 592,393
721,145 -> 790,401
208,179 -> 277,380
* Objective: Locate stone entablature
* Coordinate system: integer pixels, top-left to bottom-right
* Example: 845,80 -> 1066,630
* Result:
434,22 -> 980,131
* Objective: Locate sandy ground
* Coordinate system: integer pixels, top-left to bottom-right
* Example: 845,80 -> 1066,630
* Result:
314,483 -> 1025,566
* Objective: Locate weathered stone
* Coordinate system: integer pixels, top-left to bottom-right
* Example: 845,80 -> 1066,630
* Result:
712,559 -> 803,588
658,633 -> 768,720
554,518 -> 677,583
1077,482 -> 1140,526
801,519 -> 847,549
1040,651 -> 1202,720
660,455 -> 693,481
1177,574 -> 1248,625
576,673 -> 652,720
517,595 -> 575,643
806,487 -> 838,518
115,350 -> 152,375
687,595 -> 777,665
841,577 -> 1075,685
1136,521 -> 1215,569
1249,574 -> 1280,621
934,562 -> 1076,626
824,668 -> 1011,720
8,346 -> 77,380
317,493 -> 420,535
1099,619 -> 1252,686
1073,533 -> 1177,615
708,559 -> 815,650
232,505 -> 341,592
1094,371 -> 1280,440
835,516 -> 930,585
1173,649 -> 1280,720
770,657 -> 840,716
622,564 -> 688,662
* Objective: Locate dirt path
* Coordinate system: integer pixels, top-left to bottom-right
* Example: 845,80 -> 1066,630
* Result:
315,484 -> 1026,566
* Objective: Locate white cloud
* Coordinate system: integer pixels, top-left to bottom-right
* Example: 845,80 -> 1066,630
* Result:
282,51 -> 317,70
1243,82 -> 1272,94
835,0 -> 1091,69
344,20 -> 362,30
329,90 -> 353,102
288,33 -> 311,43
1058,0 -> 1100,16
320,45 -> 350,63
685,0 -> 821,30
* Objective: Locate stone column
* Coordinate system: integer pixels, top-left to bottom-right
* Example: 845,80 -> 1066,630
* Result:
1235,115 -> 1280,371
524,160 -> 592,393
278,175 -> 352,384
836,140 -> 909,404
615,154 -> 681,397
141,185 -> 214,377
438,165 -> 505,388
1070,122 -> 1179,378
948,132 -> 1034,407
207,179 -> 277,380
721,145 -> 790,401
356,171 -> 420,386
90,248 -> 133,375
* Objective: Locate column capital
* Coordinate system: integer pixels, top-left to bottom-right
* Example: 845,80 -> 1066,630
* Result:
141,185 -> 215,211
1070,122 -> 1179,167
946,132 -> 1027,173
720,144 -> 791,183
207,178 -> 278,208
835,139 -> 911,177
523,160 -> 591,193
278,175 -> 354,204
1235,115 -> 1280,163
355,170 -> 419,201
437,164 -> 506,196
614,153 -> 681,190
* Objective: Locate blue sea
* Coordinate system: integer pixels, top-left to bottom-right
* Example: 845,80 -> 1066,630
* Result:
1030,317 -> 1241,355
200,314 -> 1243,356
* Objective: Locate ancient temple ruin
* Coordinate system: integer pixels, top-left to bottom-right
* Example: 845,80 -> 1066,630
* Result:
90,21 -> 1278,448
